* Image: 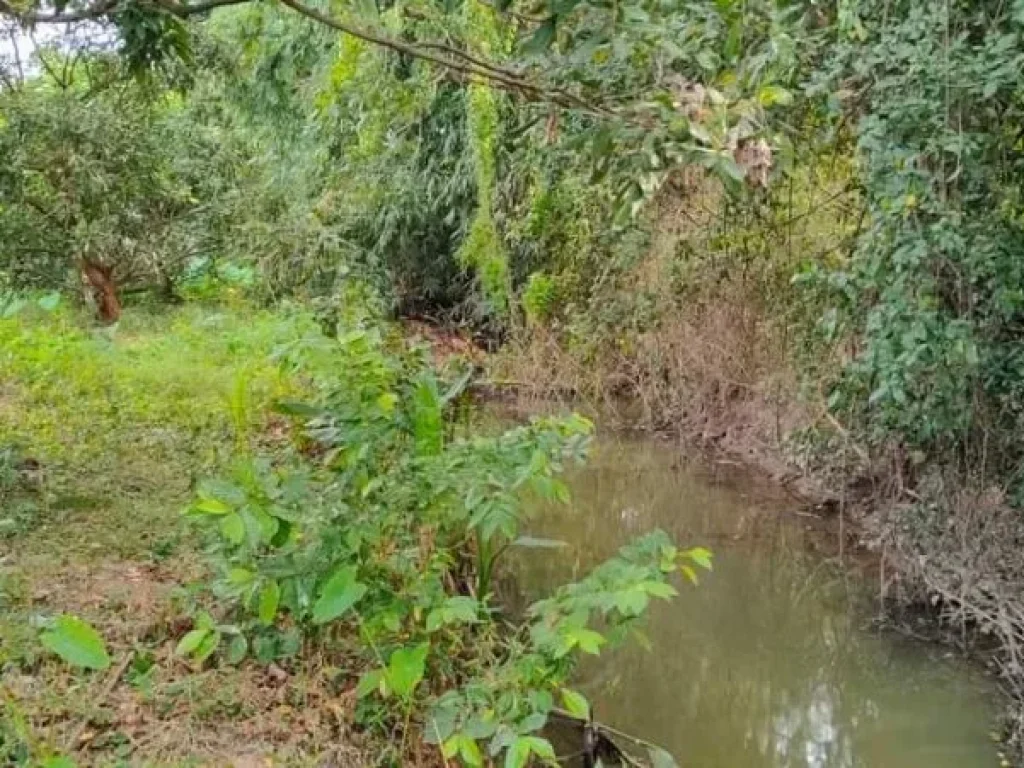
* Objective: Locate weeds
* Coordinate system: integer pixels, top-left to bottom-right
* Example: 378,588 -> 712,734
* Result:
0,303 -> 346,765
0,302 -> 709,766
185,315 -> 711,766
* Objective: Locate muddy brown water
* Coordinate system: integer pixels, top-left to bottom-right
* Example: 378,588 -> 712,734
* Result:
510,434 -> 998,767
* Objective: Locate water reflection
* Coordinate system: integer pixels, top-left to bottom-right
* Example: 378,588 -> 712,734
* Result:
511,437 -> 996,767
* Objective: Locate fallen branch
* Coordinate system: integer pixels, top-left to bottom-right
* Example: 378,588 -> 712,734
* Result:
65,651 -> 134,753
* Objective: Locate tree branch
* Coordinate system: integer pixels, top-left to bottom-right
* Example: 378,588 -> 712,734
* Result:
0,0 -> 118,23
473,0 -> 547,25
276,0 -> 614,117
0,0 -> 618,119
0,0 -> 248,23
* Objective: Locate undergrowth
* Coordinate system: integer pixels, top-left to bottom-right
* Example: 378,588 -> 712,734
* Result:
0,301 -> 708,767
0,302 -> 310,550
0,302 -> 349,764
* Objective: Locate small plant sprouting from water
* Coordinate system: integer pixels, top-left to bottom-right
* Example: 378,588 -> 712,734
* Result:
185,325 -> 712,765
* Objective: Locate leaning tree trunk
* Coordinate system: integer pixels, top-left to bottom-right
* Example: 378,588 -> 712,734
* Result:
80,259 -> 121,324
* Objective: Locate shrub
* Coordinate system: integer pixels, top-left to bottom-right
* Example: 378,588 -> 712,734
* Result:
185,319 -> 710,765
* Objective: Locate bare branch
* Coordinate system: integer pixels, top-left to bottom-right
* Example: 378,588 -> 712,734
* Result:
8,26 -> 24,80
29,27 -> 69,88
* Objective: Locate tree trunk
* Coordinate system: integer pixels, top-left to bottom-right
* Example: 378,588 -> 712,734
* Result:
81,259 -> 121,323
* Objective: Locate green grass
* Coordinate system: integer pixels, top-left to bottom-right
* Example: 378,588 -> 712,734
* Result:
0,303 -> 313,554
0,302 -> 370,766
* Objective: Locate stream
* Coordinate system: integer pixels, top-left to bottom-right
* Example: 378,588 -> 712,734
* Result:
512,433 -> 998,767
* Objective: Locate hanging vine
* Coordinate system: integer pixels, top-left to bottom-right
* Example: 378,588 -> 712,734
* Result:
457,0 -> 510,315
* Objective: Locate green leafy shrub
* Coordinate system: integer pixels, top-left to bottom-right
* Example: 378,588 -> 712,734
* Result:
186,320 -> 710,764
520,272 -> 558,327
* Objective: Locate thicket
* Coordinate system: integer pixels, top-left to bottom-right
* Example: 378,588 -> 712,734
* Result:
181,312 -> 712,766
7,0 -> 1024,757
0,298 -> 712,766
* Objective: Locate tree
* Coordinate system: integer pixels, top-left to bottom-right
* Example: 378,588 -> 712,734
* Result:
0,77 -> 193,321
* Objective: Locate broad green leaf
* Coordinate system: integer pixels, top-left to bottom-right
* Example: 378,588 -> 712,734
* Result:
489,725 -> 517,757
648,745 -> 680,768
1,298 -> 26,317
426,608 -> 444,632
355,668 -> 386,699
278,628 -> 301,657
688,122 -> 714,145
228,567 -> 255,585
518,711 -> 547,733
269,518 -> 292,548
258,580 -> 280,626
226,634 -> 248,664
458,734 -> 484,766
524,736 -> 556,761
551,479 -> 572,504
757,85 -> 793,107
444,596 -> 478,622
566,626 -> 605,655
191,498 -> 230,515
40,616 -> 110,670
443,734 -> 483,766
220,512 -> 245,544
685,546 -> 713,570
504,737 -> 531,768
253,635 -> 276,663
680,564 -> 699,585
248,506 -> 279,543
424,706 -> 457,745
464,712 -> 498,739
615,589 -> 649,615
387,642 -> 429,699
506,736 -> 555,767
441,736 -> 460,760
528,689 -> 553,714
194,630 -> 221,661
376,391 -> 398,413
640,580 -> 678,599
715,154 -> 746,183
177,627 -> 220,661
659,544 -> 678,572
175,628 -> 209,656
41,758 -> 78,768
561,688 -> 590,719
312,566 -> 367,624
199,479 -> 246,505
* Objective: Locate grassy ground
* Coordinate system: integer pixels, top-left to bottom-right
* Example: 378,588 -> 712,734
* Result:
0,302 -> 376,766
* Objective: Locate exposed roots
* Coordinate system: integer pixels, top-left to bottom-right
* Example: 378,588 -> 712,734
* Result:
870,480 -> 1024,750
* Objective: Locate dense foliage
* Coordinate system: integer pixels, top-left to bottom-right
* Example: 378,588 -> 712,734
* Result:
181,310 -> 712,765
8,0 -> 1024,759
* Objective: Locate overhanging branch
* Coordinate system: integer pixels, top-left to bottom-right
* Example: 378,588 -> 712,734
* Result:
0,0 -> 250,23
275,0 -> 616,118
0,0 -> 618,119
